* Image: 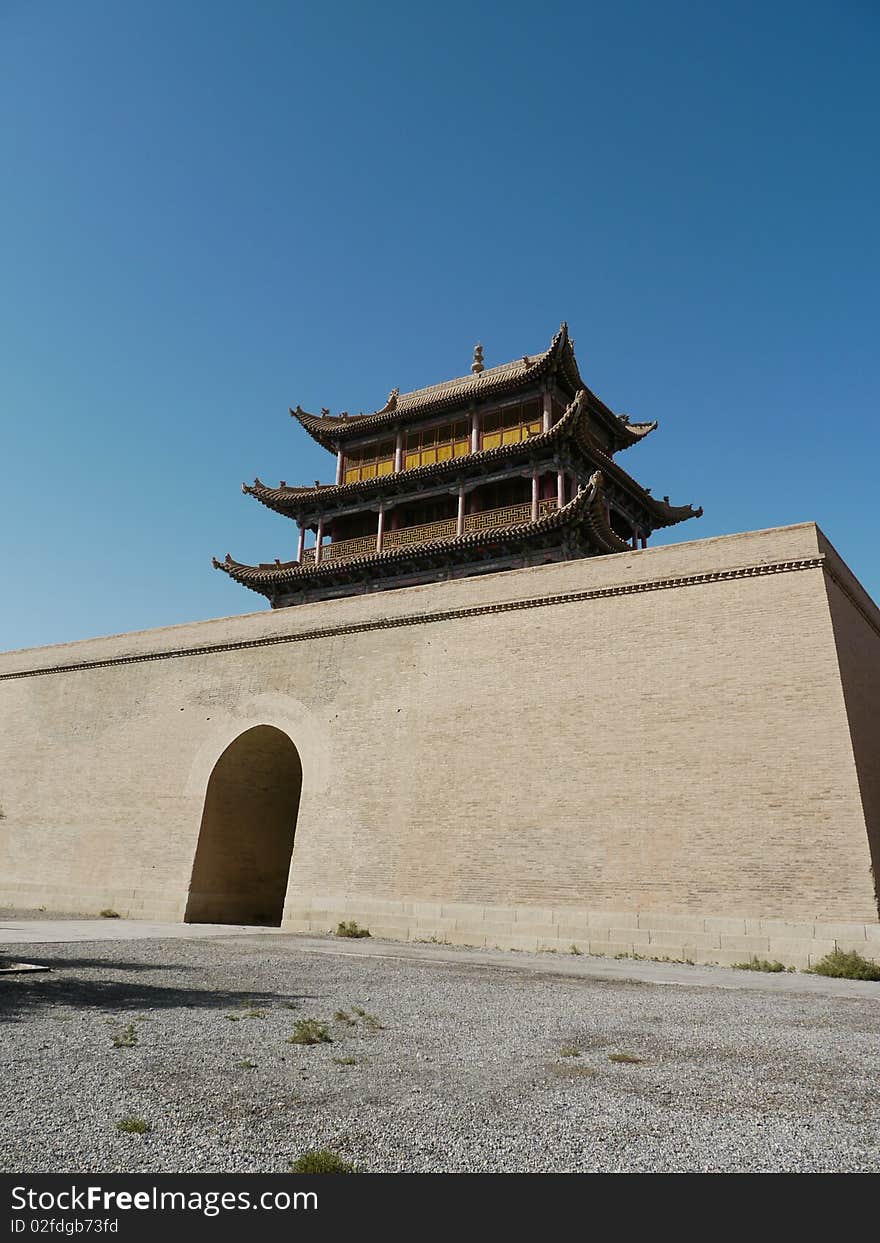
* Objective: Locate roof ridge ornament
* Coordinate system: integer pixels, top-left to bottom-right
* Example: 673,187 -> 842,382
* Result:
471,343 -> 484,374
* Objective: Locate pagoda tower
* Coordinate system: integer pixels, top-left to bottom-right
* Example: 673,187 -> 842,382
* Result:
214,324 -> 702,606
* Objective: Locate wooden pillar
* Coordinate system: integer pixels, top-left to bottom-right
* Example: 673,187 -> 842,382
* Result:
394,429 -> 403,473
631,526 -> 638,550
335,452 -> 344,485
557,470 -> 565,509
640,532 -> 648,549
376,505 -> 385,553
456,487 -> 465,536
470,408 -> 480,454
531,474 -> 539,523
296,523 -> 305,562
315,516 -> 324,565
543,389 -> 552,433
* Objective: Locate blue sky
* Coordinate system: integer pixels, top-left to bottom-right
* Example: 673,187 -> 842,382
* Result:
1,1 -> 877,651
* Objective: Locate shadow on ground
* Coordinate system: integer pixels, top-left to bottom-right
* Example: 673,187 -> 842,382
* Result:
0,954 -> 317,1023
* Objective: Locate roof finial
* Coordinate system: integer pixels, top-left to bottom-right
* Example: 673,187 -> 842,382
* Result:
471,342 -> 484,374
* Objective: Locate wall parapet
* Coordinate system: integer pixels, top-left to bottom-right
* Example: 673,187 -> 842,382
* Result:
0,555 -> 826,682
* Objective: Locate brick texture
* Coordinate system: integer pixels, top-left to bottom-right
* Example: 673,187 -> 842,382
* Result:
0,523 -> 877,948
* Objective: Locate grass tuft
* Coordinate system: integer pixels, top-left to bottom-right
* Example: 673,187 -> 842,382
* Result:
287,1019 -> 332,1046
116,1116 -> 150,1134
609,1051 -> 644,1064
336,921 -> 371,939
560,1045 -> 581,1058
111,1023 -> 138,1049
290,1148 -> 357,1174
731,956 -> 789,973
351,1005 -> 383,1031
810,948 -> 880,981
99,909 -> 120,919
548,1062 -> 597,1079
333,1056 -> 358,1066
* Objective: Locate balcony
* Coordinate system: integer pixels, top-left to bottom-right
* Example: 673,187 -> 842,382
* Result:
300,499 -> 557,565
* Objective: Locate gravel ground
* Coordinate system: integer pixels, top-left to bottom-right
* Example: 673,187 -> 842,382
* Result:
1,934 -> 878,1174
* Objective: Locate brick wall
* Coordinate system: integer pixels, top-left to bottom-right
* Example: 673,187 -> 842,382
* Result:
0,522 -> 877,961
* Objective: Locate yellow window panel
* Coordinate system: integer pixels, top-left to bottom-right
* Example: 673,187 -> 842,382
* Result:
528,420 -> 542,436
344,468 -> 360,484
453,439 -> 469,457
482,432 -> 502,451
362,463 -> 377,479
501,428 -> 520,445
404,452 -> 420,470
377,459 -> 394,476
437,444 -> 453,462
421,448 -> 437,465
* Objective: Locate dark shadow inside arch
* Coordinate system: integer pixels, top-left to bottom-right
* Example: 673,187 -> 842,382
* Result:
184,725 -> 303,927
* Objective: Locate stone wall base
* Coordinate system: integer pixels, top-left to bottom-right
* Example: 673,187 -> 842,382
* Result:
3,884 -> 878,972
282,896 -> 880,971
0,882 -> 186,924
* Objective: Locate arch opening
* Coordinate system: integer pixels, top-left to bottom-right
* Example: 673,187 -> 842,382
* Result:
184,725 -> 303,926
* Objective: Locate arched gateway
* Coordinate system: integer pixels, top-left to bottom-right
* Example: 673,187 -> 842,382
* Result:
184,725 -> 302,926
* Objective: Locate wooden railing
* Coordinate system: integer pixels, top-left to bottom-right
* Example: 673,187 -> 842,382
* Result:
299,498 -> 559,565
462,498 -> 556,531
385,517 -> 458,549
300,533 -> 375,564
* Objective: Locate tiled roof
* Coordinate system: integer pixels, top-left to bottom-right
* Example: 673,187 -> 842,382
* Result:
244,388 -> 701,531
572,423 -> 703,529
245,390 -> 589,514
214,472 -> 627,599
290,323 -> 655,452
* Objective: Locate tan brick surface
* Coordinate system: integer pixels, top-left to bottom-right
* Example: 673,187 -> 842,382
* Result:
747,919 -> 816,938
590,941 -> 634,958
720,935 -> 772,953
639,914 -> 708,933
0,523 -> 877,942
768,938 -> 835,961
649,930 -> 721,949
704,917 -> 748,934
